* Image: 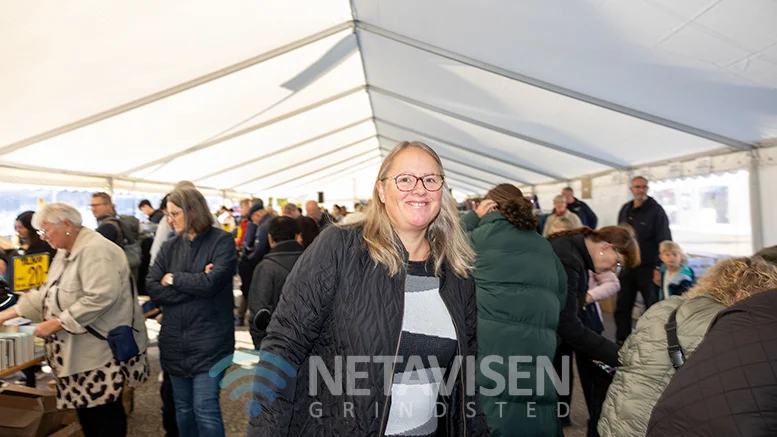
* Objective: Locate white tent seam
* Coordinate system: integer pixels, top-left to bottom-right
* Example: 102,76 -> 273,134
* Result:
355,20 -> 754,151
0,21 -> 355,157
368,85 -> 629,170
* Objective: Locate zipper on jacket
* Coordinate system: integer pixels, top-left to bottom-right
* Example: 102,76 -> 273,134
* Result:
378,273 -> 407,437
441,294 -> 466,437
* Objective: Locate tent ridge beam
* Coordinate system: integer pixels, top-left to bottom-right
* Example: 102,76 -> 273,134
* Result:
356,21 -> 754,152
369,85 -> 627,170
122,85 -> 367,177
376,118 -> 564,181
255,149 -> 380,192
378,135 -> 530,185
349,1 -> 379,151
0,21 -> 355,157
193,117 -> 372,183
231,135 -> 376,190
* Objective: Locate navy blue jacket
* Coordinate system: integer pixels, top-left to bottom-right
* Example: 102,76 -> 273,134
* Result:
618,197 -> 672,267
147,226 -> 236,377
567,198 -> 598,229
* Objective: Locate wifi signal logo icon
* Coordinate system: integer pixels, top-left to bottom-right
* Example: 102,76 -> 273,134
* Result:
209,350 -> 297,417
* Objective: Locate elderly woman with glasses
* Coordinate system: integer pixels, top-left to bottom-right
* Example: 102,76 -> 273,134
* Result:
547,226 -> 639,436
0,203 -> 149,437
248,141 -> 489,437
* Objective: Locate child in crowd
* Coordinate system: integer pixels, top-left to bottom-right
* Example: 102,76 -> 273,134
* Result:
247,216 -> 305,349
657,240 -> 695,301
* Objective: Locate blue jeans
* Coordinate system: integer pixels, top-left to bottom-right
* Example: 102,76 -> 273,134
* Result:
169,372 -> 225,437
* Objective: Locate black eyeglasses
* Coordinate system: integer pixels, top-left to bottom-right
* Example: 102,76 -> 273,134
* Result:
382,174 -> 445,192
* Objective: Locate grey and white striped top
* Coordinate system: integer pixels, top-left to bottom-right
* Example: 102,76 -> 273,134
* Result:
385,260 -> 458,437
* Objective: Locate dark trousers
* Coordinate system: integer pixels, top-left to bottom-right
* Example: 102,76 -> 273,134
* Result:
161,372 -> 179,437
576,352 -> 613,437
76,400 -> 127,437
553,340 -> 574,412
23,365 -> 40,388
615,264 -> 658,343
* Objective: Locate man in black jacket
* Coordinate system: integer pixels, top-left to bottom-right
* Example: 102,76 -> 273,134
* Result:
138,199 -> 164,224
562,187 -> 598,229
237,200 -> 271,325
248,216 -> 304,349
615,176 -> 672,343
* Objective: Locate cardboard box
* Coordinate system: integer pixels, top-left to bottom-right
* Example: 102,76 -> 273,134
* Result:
46,422 -> 83,437
0,386 -> 62,437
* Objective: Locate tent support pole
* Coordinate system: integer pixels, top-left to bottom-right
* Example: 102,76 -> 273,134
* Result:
749,151 -> 764,252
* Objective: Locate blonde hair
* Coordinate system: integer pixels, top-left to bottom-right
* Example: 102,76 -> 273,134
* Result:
32,203 -> 83,229
687,256 -> 777,307
548,216 -> 575,235
358,141 -> 474,277
660,240 -> 688,264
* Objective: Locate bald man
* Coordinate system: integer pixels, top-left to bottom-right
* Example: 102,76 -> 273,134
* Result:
305,201 -> 334,230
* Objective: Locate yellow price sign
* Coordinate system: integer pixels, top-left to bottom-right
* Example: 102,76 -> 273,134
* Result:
13,253 -> 50,291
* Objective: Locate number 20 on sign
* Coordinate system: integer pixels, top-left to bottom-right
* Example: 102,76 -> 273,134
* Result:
13,254 -> 50,291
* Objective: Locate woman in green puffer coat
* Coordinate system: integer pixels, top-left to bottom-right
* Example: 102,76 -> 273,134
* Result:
462,184 -> 567,437
598,256 -> 777,437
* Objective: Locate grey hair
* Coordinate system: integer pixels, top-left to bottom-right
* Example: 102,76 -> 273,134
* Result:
553,195 -> 567,203
32,203 -> 83,229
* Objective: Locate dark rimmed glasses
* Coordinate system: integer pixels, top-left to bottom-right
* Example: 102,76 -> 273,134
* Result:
382,174 -> 445,192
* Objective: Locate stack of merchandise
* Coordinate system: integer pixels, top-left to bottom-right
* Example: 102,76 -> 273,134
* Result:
0,319 -> 45,371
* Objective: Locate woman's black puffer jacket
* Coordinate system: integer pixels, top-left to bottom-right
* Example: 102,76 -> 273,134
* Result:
247,224 -> 489,437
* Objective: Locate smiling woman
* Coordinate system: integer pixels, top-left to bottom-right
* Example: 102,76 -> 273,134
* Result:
247,141 -> 488,437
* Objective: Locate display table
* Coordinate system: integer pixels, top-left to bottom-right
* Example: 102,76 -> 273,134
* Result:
0,356 -> 44,379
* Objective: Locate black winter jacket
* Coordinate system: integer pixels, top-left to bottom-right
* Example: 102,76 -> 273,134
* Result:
146,226 -> 237,377
247,225 -> 489,437
617,197 -> 672,267
567,198 -> 598,229
550,235 -> 620,366
646,289 -> 777,437
248,240 -> 304,342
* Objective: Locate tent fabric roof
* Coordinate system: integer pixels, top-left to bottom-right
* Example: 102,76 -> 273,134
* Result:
1,0 -> 775,196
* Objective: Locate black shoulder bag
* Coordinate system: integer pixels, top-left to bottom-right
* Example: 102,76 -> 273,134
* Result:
665,307 -> 686,369
56,275 -> 140,362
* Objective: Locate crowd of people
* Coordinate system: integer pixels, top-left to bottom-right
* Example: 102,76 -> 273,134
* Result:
0,140 -> 775,437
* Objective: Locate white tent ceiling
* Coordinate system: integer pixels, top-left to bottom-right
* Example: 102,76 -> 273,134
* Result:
1,0 -> 775,197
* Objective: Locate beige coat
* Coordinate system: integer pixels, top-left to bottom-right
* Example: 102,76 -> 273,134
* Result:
17,228 -> 148,377
542,209 -> 583,236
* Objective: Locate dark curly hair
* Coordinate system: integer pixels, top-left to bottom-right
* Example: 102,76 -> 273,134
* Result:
485,184 -> 539,231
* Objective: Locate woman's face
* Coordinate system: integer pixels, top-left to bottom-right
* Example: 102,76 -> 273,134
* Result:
593,242 -> 623,274
377,148 -> 444,236
38,221 -> 69,249
15,220 -> 29,241
554,199 -> 567,214
166,202 -> 186,234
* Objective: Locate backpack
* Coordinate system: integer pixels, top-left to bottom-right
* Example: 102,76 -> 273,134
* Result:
103,215 -> 142,270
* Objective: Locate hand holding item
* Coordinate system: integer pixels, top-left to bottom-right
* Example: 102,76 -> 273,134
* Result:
204,264 -> 214,274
